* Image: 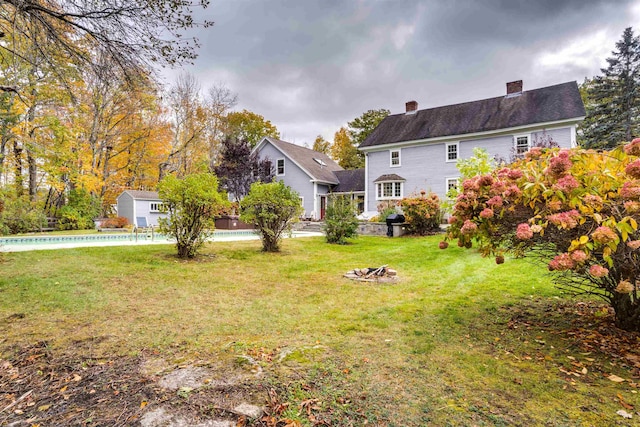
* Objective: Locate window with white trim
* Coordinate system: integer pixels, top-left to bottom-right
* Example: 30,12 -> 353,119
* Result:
376,181 -> 403,200
446,177 -> 459,193
390,149 -> 401,167
276,158 -> 285,175
446,142 -> 459,162
150,202 -> 166,212
515,135 -> 530,155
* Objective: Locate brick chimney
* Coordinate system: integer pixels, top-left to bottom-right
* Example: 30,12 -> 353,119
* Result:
506,80 -> 523,95
405,100 -> 418,113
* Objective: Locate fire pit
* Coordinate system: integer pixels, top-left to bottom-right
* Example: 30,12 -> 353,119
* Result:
343,265 -> 398,283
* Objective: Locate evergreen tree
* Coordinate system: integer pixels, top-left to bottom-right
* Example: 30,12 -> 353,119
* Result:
581,27 -> 640,149
347,109 -> 390,146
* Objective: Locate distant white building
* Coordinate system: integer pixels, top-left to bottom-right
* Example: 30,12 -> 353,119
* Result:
116,190 -> 166,228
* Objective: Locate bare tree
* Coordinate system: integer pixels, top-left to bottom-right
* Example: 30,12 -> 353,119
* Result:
205,83 -> 237,170
0,0 -> 212,86
160,73 -> 207,179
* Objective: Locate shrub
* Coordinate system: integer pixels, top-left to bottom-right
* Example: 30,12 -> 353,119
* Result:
324,194 -> 359,244
158,173 -> 229,259
240,181 -> 303,252
101,217 -> 129,228
57,189 -> 102,230
400,191 -> 442,235
376,201 -> 397,221
0,189 -> 47,235
445,141 -> 640,332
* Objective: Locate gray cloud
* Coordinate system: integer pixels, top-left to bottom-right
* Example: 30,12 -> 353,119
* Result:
165,0 -> 639,145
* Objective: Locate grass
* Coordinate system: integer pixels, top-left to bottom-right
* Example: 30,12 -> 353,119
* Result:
1,235 -> 639,426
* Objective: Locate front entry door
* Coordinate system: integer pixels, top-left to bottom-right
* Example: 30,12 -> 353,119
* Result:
320,196 -> 327,220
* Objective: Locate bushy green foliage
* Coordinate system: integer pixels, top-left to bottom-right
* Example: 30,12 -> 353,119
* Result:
57,189 -> 101,230
400,191 -> 442,235
324,194 -> 359,244
158,173 -> 228,258
376,201 -> 397,222
445,148 -> 497,208
0,189 -> 46,235
457,147 -> 497,180
445,140 -> 640,331
240,181 -> 303,252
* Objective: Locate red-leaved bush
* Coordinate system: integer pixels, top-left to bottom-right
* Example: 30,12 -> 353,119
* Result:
101,216 -> 129,228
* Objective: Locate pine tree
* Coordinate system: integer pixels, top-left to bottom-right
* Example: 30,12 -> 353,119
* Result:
581,27 -> 640,149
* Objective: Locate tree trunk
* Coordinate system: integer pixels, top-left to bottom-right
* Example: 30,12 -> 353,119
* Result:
27,149 -> 37,199
13,141 -> 23,196
26,81 -> 38,200
610,293 -> 640,332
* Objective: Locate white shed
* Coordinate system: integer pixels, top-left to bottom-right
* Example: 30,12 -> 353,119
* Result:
116,190 -> 166,228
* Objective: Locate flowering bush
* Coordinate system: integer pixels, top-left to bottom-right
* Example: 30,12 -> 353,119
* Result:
399,191 -> 442,235
444,140 -> 640,332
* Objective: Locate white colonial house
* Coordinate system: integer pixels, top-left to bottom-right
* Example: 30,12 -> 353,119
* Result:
357,80 -> 586,216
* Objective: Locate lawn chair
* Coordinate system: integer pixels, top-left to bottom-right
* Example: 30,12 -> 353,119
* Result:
136,216 -> 148,230
134,216 -> 155,240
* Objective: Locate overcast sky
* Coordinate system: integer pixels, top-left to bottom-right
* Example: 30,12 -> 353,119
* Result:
162,0 -> 640,146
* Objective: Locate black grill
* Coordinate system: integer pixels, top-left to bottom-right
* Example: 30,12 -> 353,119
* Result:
385,214 -> 405,237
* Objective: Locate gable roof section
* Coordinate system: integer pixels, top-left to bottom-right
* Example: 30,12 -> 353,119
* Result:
120,190 -> 160,200
359,81 -> 586,149
258,137 -> 343,184
333,169 -> 365,193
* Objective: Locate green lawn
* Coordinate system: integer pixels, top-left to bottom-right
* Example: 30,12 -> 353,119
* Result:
1,235 -> 638,426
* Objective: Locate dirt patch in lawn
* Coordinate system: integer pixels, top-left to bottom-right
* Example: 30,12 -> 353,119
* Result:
0,342 -> 268,426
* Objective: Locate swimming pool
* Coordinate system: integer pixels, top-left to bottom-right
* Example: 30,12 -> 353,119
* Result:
0,229 -> 258,246
0,230 -> 322,252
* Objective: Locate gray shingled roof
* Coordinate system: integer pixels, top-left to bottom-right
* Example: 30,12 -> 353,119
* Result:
333,169 -> 365,193
265,137 -> 343,184
122,190 -> 160,200
374,174 -> 406,182
359,81 -> 586,149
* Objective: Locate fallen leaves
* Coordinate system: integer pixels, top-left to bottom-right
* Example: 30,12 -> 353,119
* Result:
0,343 -> 156,425
616,409 -> 633,419
617,393 -> 634,410
608,374 -> 626,383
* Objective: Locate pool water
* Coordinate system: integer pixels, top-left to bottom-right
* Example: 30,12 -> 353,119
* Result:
0,229 -> 259,246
